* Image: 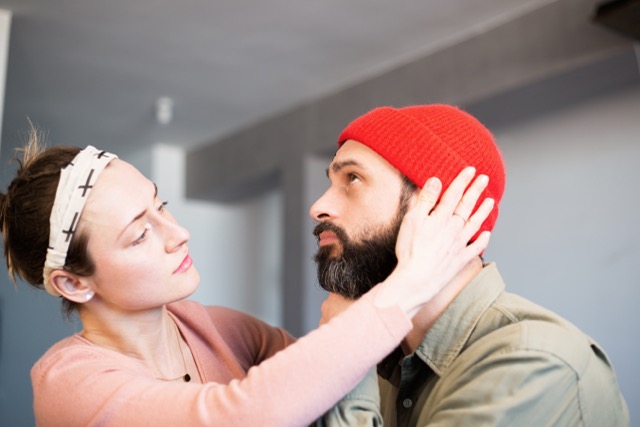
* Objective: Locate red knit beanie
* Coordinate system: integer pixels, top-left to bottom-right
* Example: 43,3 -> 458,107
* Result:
338,104 -> 505,241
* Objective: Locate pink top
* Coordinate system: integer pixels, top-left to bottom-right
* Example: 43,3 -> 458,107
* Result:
31,296 -> 410,427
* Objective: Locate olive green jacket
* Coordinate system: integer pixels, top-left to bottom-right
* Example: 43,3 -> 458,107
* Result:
320,263 -> 629,426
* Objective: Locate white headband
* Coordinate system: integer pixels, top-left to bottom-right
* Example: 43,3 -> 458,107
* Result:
43,146 -> 118,296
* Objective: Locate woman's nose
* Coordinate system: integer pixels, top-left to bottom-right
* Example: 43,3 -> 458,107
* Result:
161,213 -> 190,252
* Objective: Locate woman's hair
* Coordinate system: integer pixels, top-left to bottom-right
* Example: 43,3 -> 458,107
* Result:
0,129 -> 95,317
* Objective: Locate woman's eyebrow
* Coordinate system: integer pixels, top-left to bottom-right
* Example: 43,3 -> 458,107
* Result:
118,183 -> 158,239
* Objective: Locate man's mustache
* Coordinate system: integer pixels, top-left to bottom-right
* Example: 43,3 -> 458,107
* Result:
313,222 -> 349,245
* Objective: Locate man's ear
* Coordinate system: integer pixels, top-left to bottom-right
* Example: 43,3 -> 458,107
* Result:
49,270 -> 95,303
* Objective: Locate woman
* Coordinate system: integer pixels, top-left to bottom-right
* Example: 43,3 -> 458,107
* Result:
0,131 -> 492,426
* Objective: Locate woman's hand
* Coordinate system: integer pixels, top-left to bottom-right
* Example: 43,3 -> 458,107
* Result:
372,166 -> 494,317
319,293 -> 355,325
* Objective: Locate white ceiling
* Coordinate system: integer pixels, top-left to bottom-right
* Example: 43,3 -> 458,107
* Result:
0,0 -> 555,154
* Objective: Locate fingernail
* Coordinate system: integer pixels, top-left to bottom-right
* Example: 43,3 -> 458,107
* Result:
478,174 -> 489,184
425,177 -> 440,189
465,166 -> 476,176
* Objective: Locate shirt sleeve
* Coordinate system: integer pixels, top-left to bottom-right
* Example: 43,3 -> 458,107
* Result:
31,294 -> 411,427
201,304 -> 297,368
313,368 -> 383,427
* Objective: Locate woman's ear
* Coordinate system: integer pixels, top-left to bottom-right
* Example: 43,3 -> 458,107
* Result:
49,270 -> 95,303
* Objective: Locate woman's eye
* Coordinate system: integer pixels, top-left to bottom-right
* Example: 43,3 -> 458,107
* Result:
158,201 -> 168,212
133,224 -> 151,246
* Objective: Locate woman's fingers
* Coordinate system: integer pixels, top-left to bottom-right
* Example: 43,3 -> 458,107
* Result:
414,176 -> 443,218
452,173 -> 489,221
430,166 -> 476,219
461,197 -> 494,243
466,230 -> 491,257
385,166 -> 495,316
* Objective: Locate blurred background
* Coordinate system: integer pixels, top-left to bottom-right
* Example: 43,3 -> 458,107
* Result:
0,0 -> 638,425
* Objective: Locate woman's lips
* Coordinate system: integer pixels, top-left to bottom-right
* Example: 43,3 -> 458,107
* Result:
174,253 -> 193,274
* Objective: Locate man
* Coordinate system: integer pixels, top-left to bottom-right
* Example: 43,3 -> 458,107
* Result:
311,105 -> 629,426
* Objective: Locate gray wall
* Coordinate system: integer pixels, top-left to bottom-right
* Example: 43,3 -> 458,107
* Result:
1,1 -> 639,425
484,82 -> 640,421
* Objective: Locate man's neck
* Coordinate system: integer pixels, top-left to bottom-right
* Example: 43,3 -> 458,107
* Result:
400,256 -> 484,354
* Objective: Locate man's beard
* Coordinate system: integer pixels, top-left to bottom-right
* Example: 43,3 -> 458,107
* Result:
313,208 -> 405,299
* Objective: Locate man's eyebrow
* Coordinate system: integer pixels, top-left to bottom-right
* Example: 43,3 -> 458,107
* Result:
119,183 -> 158,239
325,159 -> 363,178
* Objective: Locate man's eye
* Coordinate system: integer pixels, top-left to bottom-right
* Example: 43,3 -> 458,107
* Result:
348,173 -> 360,183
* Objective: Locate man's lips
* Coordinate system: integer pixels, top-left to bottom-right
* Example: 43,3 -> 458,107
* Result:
318,231 -> 339,247
174,253 -> 193,274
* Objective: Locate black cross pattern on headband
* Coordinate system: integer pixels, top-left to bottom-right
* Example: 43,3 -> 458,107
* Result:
95,150 -> 110,159
62,212 -> 79,243
78,169 -> 96,197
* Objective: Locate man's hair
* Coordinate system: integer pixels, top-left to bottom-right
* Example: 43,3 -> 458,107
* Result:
400,174 -> 418,207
